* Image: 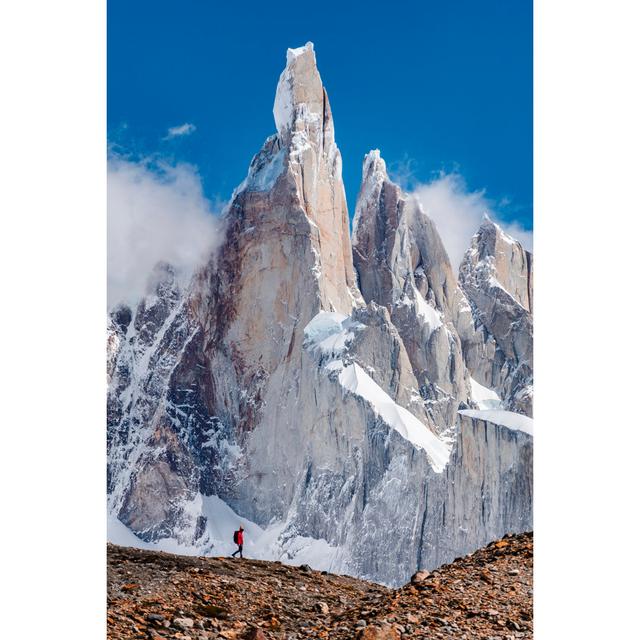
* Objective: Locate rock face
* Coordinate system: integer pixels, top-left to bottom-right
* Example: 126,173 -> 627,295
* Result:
107,42 -> 533,587
457,217 -> 533,416
352,150 -> 471,428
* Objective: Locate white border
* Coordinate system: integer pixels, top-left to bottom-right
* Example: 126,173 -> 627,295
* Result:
2,1 -> 640,637
0,1 -> 106,638
535,1 -> 640,637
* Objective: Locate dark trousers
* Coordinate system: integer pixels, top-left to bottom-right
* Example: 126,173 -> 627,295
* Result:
232,544 -> 243,558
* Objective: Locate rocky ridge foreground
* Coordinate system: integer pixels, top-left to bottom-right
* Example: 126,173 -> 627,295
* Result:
107,42 -> 533,586
107,532 -> 533,640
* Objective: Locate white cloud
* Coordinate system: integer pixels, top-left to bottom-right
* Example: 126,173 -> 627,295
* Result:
411,173 -> 533,270
164,122 -> 196,139
107,155 -> 224,310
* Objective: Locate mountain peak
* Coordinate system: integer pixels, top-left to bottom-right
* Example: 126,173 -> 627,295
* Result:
480,212 -> 494,226
352,150 -> 389,243
362,149 -> 388,182
273,42 -> 324,135
286,41 -> 315,65
476,214 -> 524,251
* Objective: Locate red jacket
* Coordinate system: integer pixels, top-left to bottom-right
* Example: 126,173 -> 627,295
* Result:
236,530 -> 244,545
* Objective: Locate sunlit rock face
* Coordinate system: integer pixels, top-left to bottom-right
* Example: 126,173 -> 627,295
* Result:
107,43 -> 533,587
271,42 -> 362,315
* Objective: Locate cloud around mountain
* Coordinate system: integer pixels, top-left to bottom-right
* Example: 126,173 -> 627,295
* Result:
107,154 -> 223,310
409,172 -> 533,270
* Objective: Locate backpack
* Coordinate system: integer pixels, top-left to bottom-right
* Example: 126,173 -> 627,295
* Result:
233,530 -> 239,544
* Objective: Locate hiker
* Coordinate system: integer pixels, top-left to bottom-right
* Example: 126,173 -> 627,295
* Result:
231,526 -> 244,558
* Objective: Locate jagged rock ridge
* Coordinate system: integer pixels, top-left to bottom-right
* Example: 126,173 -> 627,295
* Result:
457,217 -> 533,416
352,150 -> 472,429
107,42 -> 533,587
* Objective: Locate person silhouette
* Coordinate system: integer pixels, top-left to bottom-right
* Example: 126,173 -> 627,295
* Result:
231,526 -> 244,558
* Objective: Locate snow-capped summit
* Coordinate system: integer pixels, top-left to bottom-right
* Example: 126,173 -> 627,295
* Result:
352,150 -> 387,241
361,148 -> 387,178
251,42 -> 360,314
273,42 -> 323,135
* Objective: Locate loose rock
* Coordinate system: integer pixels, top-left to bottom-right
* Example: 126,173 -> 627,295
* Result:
107,533 -> 533,640
410,570 -> 430,584
173,618 -> 195,630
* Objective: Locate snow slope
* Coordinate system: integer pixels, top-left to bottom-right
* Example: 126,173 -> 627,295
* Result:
303,311 -> 453,472
338,363 -> 452,472
458,409 -> 533,436
469,377 -> 502,410
108,495 -> 344,572
304,311 -> 365,357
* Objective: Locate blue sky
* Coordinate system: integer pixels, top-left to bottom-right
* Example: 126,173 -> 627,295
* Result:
108,0 -> 532,230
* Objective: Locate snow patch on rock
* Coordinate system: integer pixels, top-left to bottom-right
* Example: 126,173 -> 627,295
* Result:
469,377 -> 503,410
287,42 -> 314,64
303,311 -> 365,358
413,291 -> 443,333
245,148 -> 286,192
338,363 -> 452,472
352,150 -> 387,242
303,311 -> 452,472
396,288 -> 443,336
274,42 -> 316,134
458,409 -> 533,436
274,68 -> 294,134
